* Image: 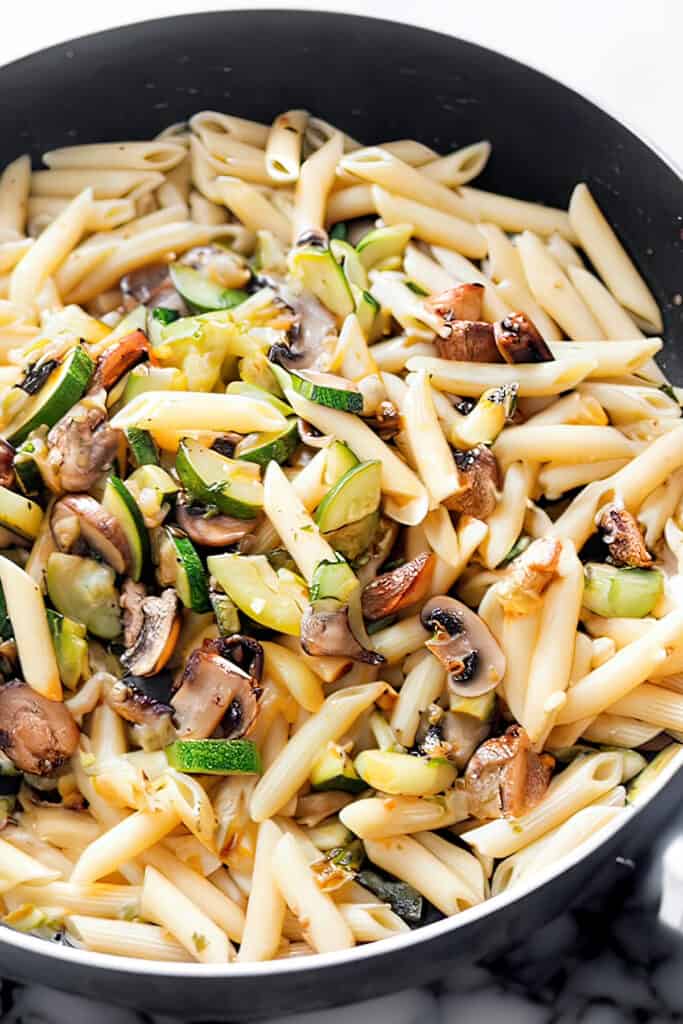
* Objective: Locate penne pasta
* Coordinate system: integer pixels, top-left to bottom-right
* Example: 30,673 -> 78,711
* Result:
372,187 -> 486,259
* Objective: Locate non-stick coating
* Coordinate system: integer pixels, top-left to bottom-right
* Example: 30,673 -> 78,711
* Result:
0,10 -> 681,1019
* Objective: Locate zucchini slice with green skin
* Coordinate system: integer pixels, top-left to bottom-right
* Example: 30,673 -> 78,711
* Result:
47,609 -> 88,691
46,553 -> 122,639
225,381 -> 293,416
161,527 -> 211,612
234,417 -> 299,466
323,508 -> 380,561
324,441 -> 359,485
209,588 -> 241,636
288,369 -> 363,413
102,476 -> 150,582
127,465 -> 178,504
4,346 -> 94,446
356,870 -> 423,924
310,743 -> 366,793
207,552 -> 308,636
176,438 -> 263,519
166,738 -> 261,775
169,264 -> 249,315
121,365 -> 185,406
315,461 -> 382,534
356,223 -> 413,270
309,556 -> 358,604
330,239 -> 369,290
125,427 -> 159,468
329,222 -> 348,242
582,563 -> 663,618
0,486 -> 43,541
450,690 -> 497,721
353,287 -> 380,339
13,437 -> 45,496
288,247 -> 355,318
627,744 -> 683,804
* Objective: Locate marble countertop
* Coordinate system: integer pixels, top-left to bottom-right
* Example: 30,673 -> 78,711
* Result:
0,2 -> 682,1021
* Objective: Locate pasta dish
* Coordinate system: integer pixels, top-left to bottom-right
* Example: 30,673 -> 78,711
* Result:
0,108 -> 678,964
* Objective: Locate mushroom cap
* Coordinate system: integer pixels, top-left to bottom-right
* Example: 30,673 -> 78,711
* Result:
421,595 -> 506,698
52,494 -> 132,575
94,329 -> 152,390
264,277 -> 336,370
598,501 -> 652,568
0,438 -> 15,490
0,680 -> 79,776
301,600 -> 384,664
464,724 -> 554,819
171,636 -> 262,740
445,446 -> 500,520
175,496 -> 258,548
424,283 -> 484,324
435,320 -> 502,363
103,672 -> 175,728
47,405 -> 120,493
120,263 -> 186,314
494,313 -> 553,364
120,588 -> 180,677
361,552 -> 435,621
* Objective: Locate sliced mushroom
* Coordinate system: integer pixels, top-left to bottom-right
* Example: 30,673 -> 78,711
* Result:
103,672 -> 175,728
494,313 -> 554,364
0,439 -> 15,489
265,278 -> 337,370
355,518 -> 400,588
421,595 -> 505,698
94,329 -> 153,390
424,283 -> 485,324
598,501 -> 652,568
175,496 -> 258,548
464,725 -> 554,819
445,446 -> 500,520
0,680 -> 80,776
120,263 -> 185,314
496,537 -> 562,615
418,709 -> 491,772
171,635 -> 262,740
47,402 -> 120,493
435,321 -> 502,363
51,494 -> 131,575
369,400 -> 402,441
120,578 -> 147,649
296,790 -> 353,827
300,600 -> 385,664
361,552 -> 435,621
120,588 -> 180,677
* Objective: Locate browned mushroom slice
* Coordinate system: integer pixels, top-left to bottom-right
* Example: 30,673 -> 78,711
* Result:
0,439 -> 15,490
120,578 -> 147,648
120,588 -> 180,677
424,283 -> 485,323
175,496 -> 258,548
296,790 -> 354,827
94,330 -> 153,390
494,313 -> 554,364
598,502 -> 652,568
421,595 -> 505,698
47,404 -> 120,493
496,536 -> 562,615
103,673 -> 174,728
265,277 -> 337,370
300,600 -> 384,664
445,446 -> 500,520
464,725 -> 554,819
171,636 -> 262,740
0,680 -> 79,776
418,710 -> 491,771
361,552 -> 435,621
435,321 -> 502,363
120,263 -> 185,314
51,494 -> 131,574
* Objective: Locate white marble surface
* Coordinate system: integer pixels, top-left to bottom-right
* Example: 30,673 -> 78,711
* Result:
0,3 -> 682,1021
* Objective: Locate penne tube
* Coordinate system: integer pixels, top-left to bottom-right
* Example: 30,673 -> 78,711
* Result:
606,684 -> 683,732
537,459 -> 629,501
373,187 -> 485,259
370,272 -> 436,340
414,831 -> 486,903
371,335 -> 436,373
0,155 -> 30,235
478,462 -> 533,569
516,231 -> 604,340
364,835 -> 478,915
189,190 -> 227,225
31,168 -> 164,199
292,131 -> 343,244
261,641 -> 324,713
250,683 -> 387,821
493,424 -> 634,469
369,614 -> 429,665
638,468 -> 683,547
111,391 -> 286,439
237,820 -> 285,962
141,866 -> 232,963
421,141 -> 491,187
405,354 -> 596,398
567,264 -> 645,340
215,175 -> 290,243
16,880 -> 140,918
579,382 -> 679,426
266,110 -> 308,183
70,805 -> 181,884
500,607 -> 541,723
340,791 -> 467,840
479,221 -> 525,286
326,184 -> 376,224
0,837 -> 60,893
546,231 -> 583,270
402,371 -> 460,504
524,390 -> 607,427
462,752 -> 622,858
21,807 -> 101,852
338,902 -> 409,941
67,915 -> 188,961
493,276 -> 564,343
390,651 -> 446,747
547,338 -> 662,377
581,713 -> 662,748
0,556 -> 60,701
191,111 -> 270,147
422,505 -> 460,567
263,461 -> 340,585
568,183 -> 662,332
462,186 -> 577,240
43,140 -> 186,172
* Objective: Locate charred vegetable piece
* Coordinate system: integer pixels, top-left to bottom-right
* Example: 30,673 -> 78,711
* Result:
357,869 -> 423,924
361,552 -> 434,621
496,537 -> 562,615
95,330 -> 152,390
166,738 -> 261,775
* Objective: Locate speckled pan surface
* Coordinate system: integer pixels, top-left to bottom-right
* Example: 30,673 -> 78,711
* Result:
0,10 -> 681,1019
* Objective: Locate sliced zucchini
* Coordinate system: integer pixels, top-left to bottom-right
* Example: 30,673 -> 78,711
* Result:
356,223 -> 413,270
329,223 -> 348,242
152,307 -> 180,327
234,418 -> 299,466
4,346 -> 94,446
354,287 -> 380,339
125,427 -> 159,468
46,553 -> 121,639
310,742 -> 366,794
323,509 -> 380,561
309,556 -> 358,604
331,239 -> 369,290
288,247 -> 355,318
169,263 -> 248,315
449,691 -> 497,721
121,365 -> 185,405
0,486 -> 43,541
209,588 -> 241,637
315,461 -> 382,533
225,381 -> 292,416
207,552 -> 308,636
176,438 -> 263,519
166,738 -> 261,775
582,564 -> 663,618
357,870 -> 422,924
127,465 -> 178,504
627,744 -> 683,805
160,527 -> 211,613
13,437 -> 45,496
354,749 -> 456,796
288,369 -> 362,413
458,384 -> 518,447
102,476 -> 150,582
47,609 -> 88,691
324,441 -> 359,485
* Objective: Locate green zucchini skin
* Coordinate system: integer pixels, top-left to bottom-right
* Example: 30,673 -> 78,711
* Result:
166,739 -> 261,775
5,346 -> 94,446
288,369 -> 363,413
169,263 -> 248,314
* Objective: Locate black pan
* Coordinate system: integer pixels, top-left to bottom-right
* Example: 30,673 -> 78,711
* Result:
0,10 -> 681,1019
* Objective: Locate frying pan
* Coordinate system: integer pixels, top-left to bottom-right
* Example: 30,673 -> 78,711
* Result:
0,10 -> 681,1019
